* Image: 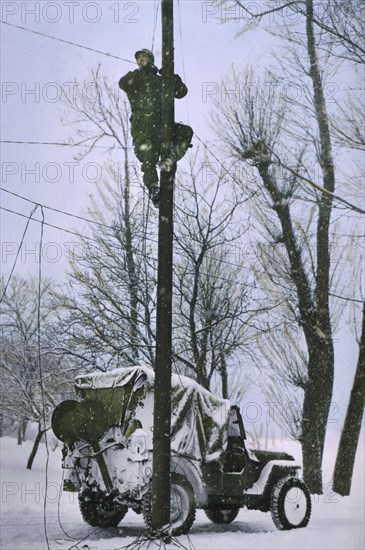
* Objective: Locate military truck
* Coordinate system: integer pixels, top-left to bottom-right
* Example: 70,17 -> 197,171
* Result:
52,366 -> 311,535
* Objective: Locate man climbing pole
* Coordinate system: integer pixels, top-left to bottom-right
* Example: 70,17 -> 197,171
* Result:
119,48 -> 193,207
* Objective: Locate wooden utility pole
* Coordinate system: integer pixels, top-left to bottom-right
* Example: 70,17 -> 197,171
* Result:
151,0 -> 175,533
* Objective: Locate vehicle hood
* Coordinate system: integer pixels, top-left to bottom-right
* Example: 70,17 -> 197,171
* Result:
252,450 -> 296,463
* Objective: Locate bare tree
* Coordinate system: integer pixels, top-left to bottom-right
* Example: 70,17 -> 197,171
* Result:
55,154 -> 256,399
298,0 -> 364,65
53,173 -> 158,370
229,0 -> 364,65
58,67 -> 257,399
61,64 -> 131,159
331,231 -> 365,495
173,159 -> 254,396
333,300 -> 365,495
213,59 -> 339,492
255,325 -> 307,441
214,0 -> 363,493
56,68 -> 159,369
0,276 -> 75,468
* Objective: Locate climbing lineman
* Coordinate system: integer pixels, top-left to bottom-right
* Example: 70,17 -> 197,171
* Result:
119,49 -> 193,207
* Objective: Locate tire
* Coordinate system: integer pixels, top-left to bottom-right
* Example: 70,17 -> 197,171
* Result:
142,473 -> 196,536
79,491 -> 128,527
205,506 -> 240,524
270,476 -> 311,530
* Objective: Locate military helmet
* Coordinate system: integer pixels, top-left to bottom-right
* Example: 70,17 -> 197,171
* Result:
135,48 -> 155,63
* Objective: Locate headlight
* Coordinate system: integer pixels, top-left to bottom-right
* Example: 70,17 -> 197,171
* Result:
129,428 -> 147,455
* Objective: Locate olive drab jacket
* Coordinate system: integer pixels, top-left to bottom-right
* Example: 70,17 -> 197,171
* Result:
118,65 -> 188,118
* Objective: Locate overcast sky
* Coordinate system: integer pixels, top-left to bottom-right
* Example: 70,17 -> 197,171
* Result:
1,1 -> 276,277
1,1 -> 363,419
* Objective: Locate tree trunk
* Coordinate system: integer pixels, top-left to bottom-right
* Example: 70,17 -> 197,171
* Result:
257,152 -> 335,492
17,424 -> 22,445
333,303 -> 365,495
302,342 -> 334,493
17,418 -> 27,445
26,423 -> 45,470
220,352 -> 228,399
301,0 -> 336,493
257,158 -> 333,493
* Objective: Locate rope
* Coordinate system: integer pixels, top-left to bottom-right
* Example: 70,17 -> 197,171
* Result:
0,204 -> 40,303
177,0 -> 190,126
36,207 -> 51,550
151,0 -> 160,54
57,472 -> 77,541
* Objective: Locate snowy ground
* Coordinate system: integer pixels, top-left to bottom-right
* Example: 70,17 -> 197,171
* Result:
1,433 -> 364,550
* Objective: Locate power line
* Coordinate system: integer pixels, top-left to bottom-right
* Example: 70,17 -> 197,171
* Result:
0,187 -> 156,243
0,204 -> 291,297
1,187 -> 112,230
7,182 -> 359,299
273,153 -> 365,216
194,132 -> 365,217
5,183 -> 357,284
1,205 -> 160,278
0,206 -> 51,543
0,139 -> 128,150
1,21 -> 135,63
5,203 -> 348,301
3,135 -> 362,217
0,205 -> 98,243
329,292 -> 364,305
2,183 -> 361,284
0,189 -> 255,274
0,205 -> 262,292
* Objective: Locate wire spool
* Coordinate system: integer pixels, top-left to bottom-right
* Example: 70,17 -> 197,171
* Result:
73,399 -> 109,443
51,400 -> 78,445
52,398 -> 109,444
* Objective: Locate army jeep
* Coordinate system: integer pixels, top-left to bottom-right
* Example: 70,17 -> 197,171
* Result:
52,366 -> 311,535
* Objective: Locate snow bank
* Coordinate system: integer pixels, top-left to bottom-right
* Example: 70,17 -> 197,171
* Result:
0,429 -> 364,550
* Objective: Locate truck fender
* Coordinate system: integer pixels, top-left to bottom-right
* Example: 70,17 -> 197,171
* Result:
171,456 -> 207,507
245,460 -> 300,496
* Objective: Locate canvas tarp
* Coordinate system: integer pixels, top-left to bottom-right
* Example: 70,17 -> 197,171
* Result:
74,366 -> 231,463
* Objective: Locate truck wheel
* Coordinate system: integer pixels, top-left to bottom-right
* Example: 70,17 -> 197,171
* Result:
79,491 -> 128,527
270,477 -> 311,530
205,506 -> 239,524
142,473 -> 196,536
